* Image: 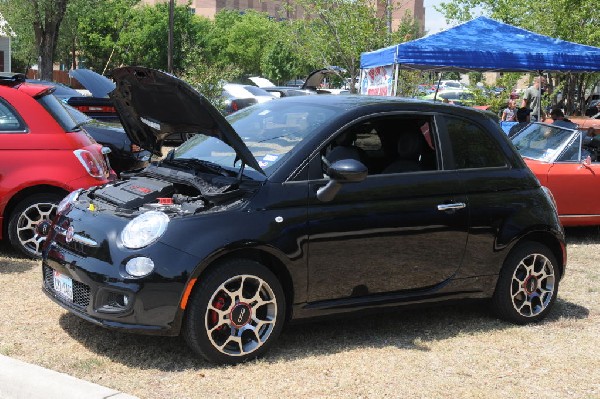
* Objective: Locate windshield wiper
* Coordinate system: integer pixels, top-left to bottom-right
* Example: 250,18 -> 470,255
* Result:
162,157 -> 236,177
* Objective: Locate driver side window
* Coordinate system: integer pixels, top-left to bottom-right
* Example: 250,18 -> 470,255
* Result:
320,116 -> 438,177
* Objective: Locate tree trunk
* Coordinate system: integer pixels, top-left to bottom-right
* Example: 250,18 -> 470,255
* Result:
38,39 -> 54,80
72,37 -> 77,70
30,0 -> 69,81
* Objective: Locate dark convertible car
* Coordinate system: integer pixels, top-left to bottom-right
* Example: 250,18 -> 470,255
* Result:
42,67 -> 566,364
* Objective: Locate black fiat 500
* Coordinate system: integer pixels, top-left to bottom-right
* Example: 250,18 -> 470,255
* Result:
42,67 -> 566,364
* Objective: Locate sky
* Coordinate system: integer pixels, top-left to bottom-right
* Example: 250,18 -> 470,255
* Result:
424,0 -> 449,34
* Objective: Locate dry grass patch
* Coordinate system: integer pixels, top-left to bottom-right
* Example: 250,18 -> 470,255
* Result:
0,227 -> 599,398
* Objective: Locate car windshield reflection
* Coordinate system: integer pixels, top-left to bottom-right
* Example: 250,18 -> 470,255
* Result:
511,122 -> 580,162
173,102 -> 338,178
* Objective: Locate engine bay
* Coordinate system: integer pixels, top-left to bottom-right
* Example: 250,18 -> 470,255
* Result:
85,164 -> 253,215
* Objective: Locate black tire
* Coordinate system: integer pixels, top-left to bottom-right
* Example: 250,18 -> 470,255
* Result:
492,241 -> 560,324
7,193 -> 63,259
183,259 -> 286,364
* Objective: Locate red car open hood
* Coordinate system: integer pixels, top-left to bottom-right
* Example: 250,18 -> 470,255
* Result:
109,67 -> 263,174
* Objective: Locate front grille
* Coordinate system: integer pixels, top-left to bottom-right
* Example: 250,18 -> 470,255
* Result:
56,239 -> 88,257
43,265 -> 91,310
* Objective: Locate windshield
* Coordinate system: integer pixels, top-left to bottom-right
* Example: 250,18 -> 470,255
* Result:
511,122 -> 580,162
172,101 -> 338,179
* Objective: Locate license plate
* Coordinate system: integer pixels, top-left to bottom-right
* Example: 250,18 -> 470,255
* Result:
53,270 -> 73,302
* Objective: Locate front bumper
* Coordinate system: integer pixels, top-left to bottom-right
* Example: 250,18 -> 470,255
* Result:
42,214 -> 201,336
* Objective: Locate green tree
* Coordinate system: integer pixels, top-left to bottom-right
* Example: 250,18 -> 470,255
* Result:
117,3 -> 210,74
259,21 -> 313,84
206,10 -> 279,78
71,0 -> 139,73
30,0 -> 69,80
1,0 -> 69,78
0,1 -> 36,72
181,48 -> 241,109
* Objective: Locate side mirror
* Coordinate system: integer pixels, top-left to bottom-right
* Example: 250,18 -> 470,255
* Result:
582,155 -> 592,167
317,159 -> 368,202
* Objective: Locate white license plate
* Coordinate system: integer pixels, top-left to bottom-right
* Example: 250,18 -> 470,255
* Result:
53,270 -> 73,302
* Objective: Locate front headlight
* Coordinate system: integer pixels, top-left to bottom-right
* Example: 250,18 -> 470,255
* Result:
121,211 -> 169,249
57,189 -> 82,214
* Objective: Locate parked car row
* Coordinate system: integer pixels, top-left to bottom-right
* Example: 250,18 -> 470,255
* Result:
27,69 -> 119,122
249,67 -> 350,97
421,89 -> 476,106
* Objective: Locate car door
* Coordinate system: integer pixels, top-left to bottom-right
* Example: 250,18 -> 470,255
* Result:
546,162 -> 600,219
305,114 -> 469,303
542,133 -> 600,221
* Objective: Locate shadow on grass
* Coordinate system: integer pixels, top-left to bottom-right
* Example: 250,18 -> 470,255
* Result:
565,226 -> 600,245
58,297 -> 588,370
0,241 -> 38,274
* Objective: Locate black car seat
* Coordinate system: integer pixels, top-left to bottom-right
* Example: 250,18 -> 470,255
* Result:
325,128 -> 367,165
382,130 -> 425,173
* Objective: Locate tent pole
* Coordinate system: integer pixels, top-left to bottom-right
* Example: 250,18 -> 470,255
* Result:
359,68 -> 364,95
393,64 -> 399,96
538,70 -> 543,121
434,74 -> 442,101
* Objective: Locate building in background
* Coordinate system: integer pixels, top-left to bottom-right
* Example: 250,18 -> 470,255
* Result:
0,12 -> 15,72
142,0 -> 424,32
373,0 -> 425,32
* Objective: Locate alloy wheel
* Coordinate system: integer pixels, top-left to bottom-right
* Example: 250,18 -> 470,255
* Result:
204,274 -> 278,357
510,253 -> 556,317
16,201 -> 57,257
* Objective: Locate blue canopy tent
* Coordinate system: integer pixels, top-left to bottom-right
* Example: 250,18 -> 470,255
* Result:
360,16 -> 600,97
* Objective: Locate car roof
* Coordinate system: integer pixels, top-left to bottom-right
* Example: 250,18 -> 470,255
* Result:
0,81 -> 55,99
246,93 -> 491,120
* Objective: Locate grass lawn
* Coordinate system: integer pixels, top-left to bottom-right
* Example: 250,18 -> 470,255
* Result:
0,227 -> 599,398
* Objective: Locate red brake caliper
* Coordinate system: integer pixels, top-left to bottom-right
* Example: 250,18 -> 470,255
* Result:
210,296 -> 227,331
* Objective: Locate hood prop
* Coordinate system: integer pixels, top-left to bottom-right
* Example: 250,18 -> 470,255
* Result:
235,157 -> 246,186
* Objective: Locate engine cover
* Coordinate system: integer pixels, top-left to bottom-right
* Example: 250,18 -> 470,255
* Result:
94,177 -> 175,208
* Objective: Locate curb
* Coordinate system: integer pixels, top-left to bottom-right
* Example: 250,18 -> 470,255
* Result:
0,355 -> 138,399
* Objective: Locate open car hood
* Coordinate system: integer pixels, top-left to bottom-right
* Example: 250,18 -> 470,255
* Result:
109,66 -> 263,174
69,69 -> 116,98
302,66 -> 346,90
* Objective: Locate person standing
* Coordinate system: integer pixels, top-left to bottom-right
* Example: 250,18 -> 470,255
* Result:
501,99 -> 516,121
521,76 -> 546,121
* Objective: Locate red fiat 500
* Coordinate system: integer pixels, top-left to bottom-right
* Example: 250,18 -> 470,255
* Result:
0,73 -> 111,258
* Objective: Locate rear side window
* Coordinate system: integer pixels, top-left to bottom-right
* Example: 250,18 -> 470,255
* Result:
445,116 -> 507,169
37,94 -> 77,132
0,98 -> 26,132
